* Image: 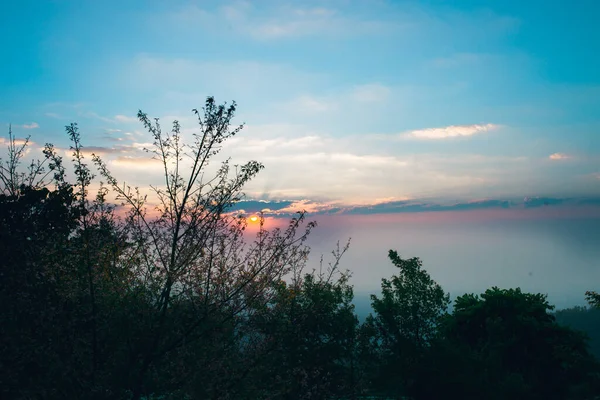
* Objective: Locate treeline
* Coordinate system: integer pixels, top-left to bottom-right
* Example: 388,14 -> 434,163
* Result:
1,98 -> 600,400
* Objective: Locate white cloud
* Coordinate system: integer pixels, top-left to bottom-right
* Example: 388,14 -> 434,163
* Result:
100,119 -> 532,203
121,131 -> 145,141
0,137 -> 32,146
250,16 -> 392,40
431,53 -> 492,68
231,135 -> 326,153
72,115 -> 583,204
111,156 -> 163,170
263,152 -> 408,167
281,135 -> 323,148
350,84 -> 391,103
124,56 -> 327,106
22,122 -> 39,129
293,8 -> 336,17
275,199 -> 339,214
80,113 -> 139,124
277,83 -> 394,121
290,96 -> 337,113
239,147 -> 494,203
549,153 -> 570,161
168,3 -> 398,41
403,123 -> 499,139
114,115 -> 138,123
235,4 -> 379,39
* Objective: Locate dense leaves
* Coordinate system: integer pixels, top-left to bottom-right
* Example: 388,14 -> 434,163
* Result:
556,306 -> 600,360
428,288 -> 600,400
587,291 -> 600,309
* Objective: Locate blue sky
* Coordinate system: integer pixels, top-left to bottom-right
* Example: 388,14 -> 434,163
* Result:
1,0 -> 600,210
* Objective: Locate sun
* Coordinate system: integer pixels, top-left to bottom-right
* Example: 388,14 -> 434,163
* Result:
249,215 -> 258,223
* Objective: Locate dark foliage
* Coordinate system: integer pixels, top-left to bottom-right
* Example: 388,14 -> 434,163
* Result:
556,306 -> 600,361
423,288 -> 600,400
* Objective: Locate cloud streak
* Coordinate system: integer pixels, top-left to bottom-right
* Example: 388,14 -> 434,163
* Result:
403,123 -> 499,140
10,123 -> 39,129
171,3 -> 398,41
350,84 -> 391,103
71,116 -> 589,206
114,115 -> 138,123
0,137 -> 31,146
111,156 -> 162,169
22,122 -> 39,129
549,153 -> 570,160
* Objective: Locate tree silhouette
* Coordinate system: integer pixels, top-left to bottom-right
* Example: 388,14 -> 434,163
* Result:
361,250 -> 450,398
91,97 -> 317,399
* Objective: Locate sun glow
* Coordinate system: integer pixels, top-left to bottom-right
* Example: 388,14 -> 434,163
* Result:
249,215 -> 259,223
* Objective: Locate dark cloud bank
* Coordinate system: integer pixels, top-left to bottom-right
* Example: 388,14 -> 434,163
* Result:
230,196 -> 600,216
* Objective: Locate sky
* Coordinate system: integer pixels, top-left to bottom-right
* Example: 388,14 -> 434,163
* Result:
1,1 -> 600,304
2,0 -> 600,208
